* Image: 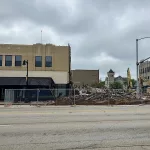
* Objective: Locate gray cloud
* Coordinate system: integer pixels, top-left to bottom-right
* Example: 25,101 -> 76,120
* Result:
1,0 -> 150,80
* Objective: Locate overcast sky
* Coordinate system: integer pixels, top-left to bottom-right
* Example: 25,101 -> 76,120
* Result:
1,0 -> 150,80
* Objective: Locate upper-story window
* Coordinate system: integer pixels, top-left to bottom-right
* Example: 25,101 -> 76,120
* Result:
35,56 -> 42,67
5,55 -> 12,66
0,55 -> 2,66
45,56 -> 52,67
15,55 -> 22,66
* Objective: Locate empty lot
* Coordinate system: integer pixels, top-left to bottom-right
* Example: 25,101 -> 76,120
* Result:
0,105 -> 150,150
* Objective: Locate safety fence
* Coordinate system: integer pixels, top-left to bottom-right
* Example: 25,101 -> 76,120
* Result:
4,88 -> 149,107
4,88 -> 76,106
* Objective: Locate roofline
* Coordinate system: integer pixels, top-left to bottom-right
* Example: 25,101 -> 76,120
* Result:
72,69 -> 99,71
0,43 -> 68,47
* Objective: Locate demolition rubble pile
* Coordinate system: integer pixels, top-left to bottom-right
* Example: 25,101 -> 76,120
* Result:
56,88 -> 150,105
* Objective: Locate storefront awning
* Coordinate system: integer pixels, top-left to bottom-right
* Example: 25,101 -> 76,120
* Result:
0,77 -> 55,87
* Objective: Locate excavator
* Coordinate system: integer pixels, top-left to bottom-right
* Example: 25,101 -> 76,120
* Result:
127,68 -> 133,90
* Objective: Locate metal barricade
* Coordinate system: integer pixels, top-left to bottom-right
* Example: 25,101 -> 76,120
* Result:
4,88 -> 75,106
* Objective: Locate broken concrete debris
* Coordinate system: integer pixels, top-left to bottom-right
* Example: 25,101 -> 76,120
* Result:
55,88 -> 150,105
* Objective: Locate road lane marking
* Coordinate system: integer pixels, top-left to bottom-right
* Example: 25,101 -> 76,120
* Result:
0,109 -> 148,116
0,125 -> 11,127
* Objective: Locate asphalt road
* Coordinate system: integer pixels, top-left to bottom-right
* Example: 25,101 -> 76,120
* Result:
0,105 -> 150,150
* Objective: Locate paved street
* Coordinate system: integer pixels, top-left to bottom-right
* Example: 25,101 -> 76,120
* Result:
0,105 -> 150,150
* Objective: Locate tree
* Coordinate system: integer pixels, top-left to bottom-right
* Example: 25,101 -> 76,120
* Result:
91,81 -> 105,88
110,82 -> 123,89
131,79 -> 136,87
123,80 -> 128,86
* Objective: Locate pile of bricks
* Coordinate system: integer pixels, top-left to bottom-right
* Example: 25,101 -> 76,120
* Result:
55,88 -> 150,105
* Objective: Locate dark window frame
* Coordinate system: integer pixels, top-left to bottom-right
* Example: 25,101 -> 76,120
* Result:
5,55 -> 12,66
0,55 -> 2,66
139,69 -> 141,74
15,55 -> 22,66
45,56 -> 52,67
35,56 -> 42,67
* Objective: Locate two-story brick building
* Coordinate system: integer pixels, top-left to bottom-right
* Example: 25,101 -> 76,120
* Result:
139,61 -> 150,80
0,43 -> 71,100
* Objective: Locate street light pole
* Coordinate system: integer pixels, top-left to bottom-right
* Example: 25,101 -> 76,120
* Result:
26,60 -> 28,87
136,39 -> 139,98
23,60 -> 28,88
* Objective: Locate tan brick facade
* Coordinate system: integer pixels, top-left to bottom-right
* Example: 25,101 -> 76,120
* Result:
0,43 -> 69,71
71,70 -> 99,86
0,43 -> 70,84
